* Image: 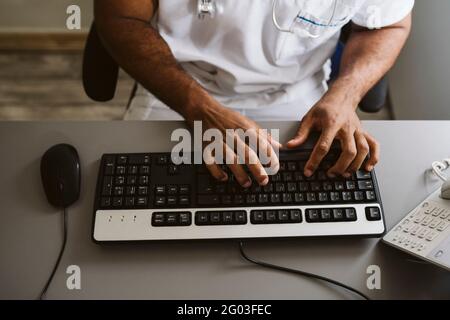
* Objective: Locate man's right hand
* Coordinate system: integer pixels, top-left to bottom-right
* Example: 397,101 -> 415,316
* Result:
185,100 -> 281,188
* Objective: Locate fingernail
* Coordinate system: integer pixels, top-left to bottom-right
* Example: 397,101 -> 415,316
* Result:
328,172 -> 336,178
304,169 -> 312,177
243,179 -> 252,188
343,172 -> 351,178
366,165 -> 374,171
220,172 -> 228,182
260,177 -> 269,186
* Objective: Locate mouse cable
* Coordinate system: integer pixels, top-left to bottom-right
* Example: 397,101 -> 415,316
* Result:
39,207 -> 68,300
238,241 -> 370,300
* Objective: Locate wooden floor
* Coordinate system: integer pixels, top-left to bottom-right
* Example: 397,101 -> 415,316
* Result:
0,51 -> 391,121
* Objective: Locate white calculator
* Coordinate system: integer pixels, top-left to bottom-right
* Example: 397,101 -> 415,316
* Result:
383,188 -> 450,271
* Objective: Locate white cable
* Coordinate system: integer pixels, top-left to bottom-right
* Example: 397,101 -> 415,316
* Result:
431,158 -> 450,182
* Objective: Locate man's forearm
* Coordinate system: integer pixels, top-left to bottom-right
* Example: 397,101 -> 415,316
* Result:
326,14 -> 412,108
95,15 -> 213,121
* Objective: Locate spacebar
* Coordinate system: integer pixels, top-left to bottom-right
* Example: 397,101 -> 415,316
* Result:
197,195 -> 220,206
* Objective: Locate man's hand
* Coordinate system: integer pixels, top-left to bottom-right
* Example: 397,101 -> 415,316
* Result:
185,100 -> 281,188
287,15 -> 411,178
287,90 -> 380,178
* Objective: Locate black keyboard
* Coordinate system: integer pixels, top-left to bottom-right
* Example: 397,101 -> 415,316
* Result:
93,151 -> 385,242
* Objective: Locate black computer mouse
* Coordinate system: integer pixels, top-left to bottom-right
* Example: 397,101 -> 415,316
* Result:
40,144 -> 81,208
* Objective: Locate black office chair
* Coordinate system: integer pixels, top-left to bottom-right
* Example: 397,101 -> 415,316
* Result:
83,22 -> 387,113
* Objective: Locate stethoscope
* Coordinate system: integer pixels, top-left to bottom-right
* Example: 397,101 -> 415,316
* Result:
197,0 -> 339,38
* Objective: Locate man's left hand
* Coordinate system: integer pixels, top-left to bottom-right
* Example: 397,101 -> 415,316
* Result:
286,92 -> 380,178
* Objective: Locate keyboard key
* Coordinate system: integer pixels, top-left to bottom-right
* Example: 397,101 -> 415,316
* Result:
278,210 -> 290,222
116,166 -> 126,175
342,192 -> 352,201
354,191 -> 364,201
179,185 -> 190,195
113,197 -> 123,207
290,210 -> 302,222
245,194 -> 256,204
270,194 -> 281,203
198,195 -> 220,206
221,195 -> 232,205
156,155 -> 168,165
168,185 -> 178,195
306,192 -> 316,202
233,195 -> 245,205
334,181 -> 345,191
139,176 -> 149,185
275,183 -> 286,193
320,209 -> 332,221
168,165 -> 180,175
210,212 -> 221,224
358,180 -> 374,190
346,181 -> 356,190
179,195 -> 190,206
222,211 -> 234,224
115,176 -> 125,185
234,211 -> 247,224
102,176 -> 113,196
104,155 -> 115,166
167,196 -> 177,206
366,207 -> 381,221
258,194 -> 269,204
155,185 -> 166,195
311,182 -> 321,192
318,192 -> 328,202
117,156 -> 127,165
155,196 -> 166,206
126,186 -> 136,196
356,170 -> 371,179
265,210 -> 277,222
251,211 -> 265,224
127,176 -> 137,185
138,186 -> 148,195
128,165 -> 138,175
100,197 -> 111,208
306,209 -> 320,222
345,208 -> 357,221
136,197 -> 148,207
287,182 -> 297,192
152,213 -> 165,226
330,192 -> 340,202
332,208 -> 344,221
282,193 -> 293,203
125,197 -> 135,207
139,166 -> 150,175
366,191 -> 376,201
179,213 -> 191,226
196,212 -> 209,225
114,186 -> 124,196
294,193 -> 305,203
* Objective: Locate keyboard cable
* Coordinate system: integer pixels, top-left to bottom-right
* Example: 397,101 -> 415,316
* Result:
238,241 -> 370,300
39,206 -> 68,300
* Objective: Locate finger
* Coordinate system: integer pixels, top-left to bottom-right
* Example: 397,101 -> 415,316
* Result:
286,117 -> 313,148
203,145 -> 228,182
364,133 -> 380,171
235,136 -> 269,186
256,129 -> 280,177
224,142 -> 252,188
205,163 -> 228,182
347,131 -> 370,173
328,131 -> 358,177
304,128 -> 338,177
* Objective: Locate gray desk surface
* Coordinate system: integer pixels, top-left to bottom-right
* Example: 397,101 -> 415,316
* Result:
1,121 -> 450,300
